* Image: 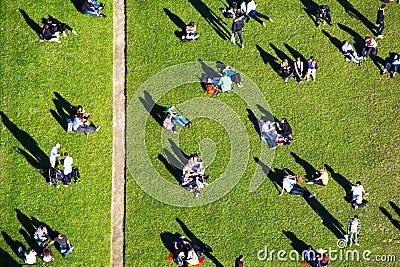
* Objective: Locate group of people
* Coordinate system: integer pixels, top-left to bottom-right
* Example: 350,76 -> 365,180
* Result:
18,224 -> 74,264
80,0 -> 107,17
168,236 -> 212,266
180,153 -> 209,197
49,143 -> 81,188
260,118 -> 293,148
278,57 -> 318,83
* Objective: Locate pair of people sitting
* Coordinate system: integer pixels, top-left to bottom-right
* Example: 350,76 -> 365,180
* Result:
72,105 -> 100,133
170,236 -> 209,266
41,16 -> 77,43
164,106 -> 193,132
80,0 -> 106,17
180,154 -> 209,197
260,118 -> 293,147
181,22 -> 199,42
342,40 -> 362,67
381,54 -> 400,79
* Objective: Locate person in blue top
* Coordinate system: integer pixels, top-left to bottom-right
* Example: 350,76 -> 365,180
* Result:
381,54 -> 400,79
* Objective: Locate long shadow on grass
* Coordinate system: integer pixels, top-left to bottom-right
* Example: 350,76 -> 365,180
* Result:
254,157 -> 283,192
176,218 -> 222,266
19,9 -> 42,39
256,45 -> 280,73
270,43 -> 291,63
199,59 -> 220,77
324,164 -> 352,202
159,153 -> 182,183
69,0 -> 82,12
139,91 -> 166,126
322,30 -> 342,53
169,139 -> 189,164
290,152 -> 317,180
257,105 -> 277,122
283,231 -> 308,254
380,207 -> 400,231
299,0 -> 318,25
1,231 -> 25,259
0,246 -> 20,267
336,0 -> 375,35
163,8 -> 186,39
304,197 -> 345,239
389,201 -> 400,217
0,111 -> 49,181
247,108 -> 261,137
50,92 -> 75,131
160,232 -> 182,252
188,0 -> 230,40
283,43 -> 307,63
164,145 -> 185,171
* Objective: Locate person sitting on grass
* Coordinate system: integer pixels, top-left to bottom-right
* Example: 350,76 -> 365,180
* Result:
80,0 -> 106,17
381,54 -> 400,79
222,65 -> 243,87
276,118 -> 293,145
163,113 -> 177,133
342,40 -> 362,67
361,36 -> 378,60
48,232 -> 74,258
41,24 -> 60,43
181,22 -> 199,42
17,247 -> 37,265
42,16 -> 77,38
316,248 -> 329,266
72,113 -> 100,133
307,168 -> 329,186
75,105 -> 91,121
278,174 -> 315,198
351,181 -> 368,210
217,72 -> 233,92
166,106 -> 193,128
40,244 -> 54,262
278,59 -> 293,82
260,120 -> 278,149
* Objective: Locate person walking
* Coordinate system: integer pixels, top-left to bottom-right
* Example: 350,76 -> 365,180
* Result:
240,0 -> 273,27
231,12 -> 245,48
347,215 -> 361,246
376,4 -> 386,39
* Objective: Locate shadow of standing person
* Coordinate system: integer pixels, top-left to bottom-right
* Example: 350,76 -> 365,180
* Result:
324,164 -> 352,202
283,230 -> 308,254
19,9 -> 42,39
1,112 -> 49,181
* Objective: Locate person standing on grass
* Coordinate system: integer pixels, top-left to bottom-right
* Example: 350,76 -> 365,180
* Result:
235,255 -> 244,267
48,232 -> 74,258
293,57 -> 304,83
376,4 -> 386,39
316,5 -> 332,27
49,143 -> 61,168
305,57 -> 318,82
231,12 -> 245,49
18,247 -> 37,265
240,0 -> 273,27
34,225 -> 50,247
62,152 -> 73,186
347,215 -> 361,246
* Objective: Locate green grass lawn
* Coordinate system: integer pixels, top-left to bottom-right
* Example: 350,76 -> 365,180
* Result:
126,0 -> 400,266
0,0 -> 113,266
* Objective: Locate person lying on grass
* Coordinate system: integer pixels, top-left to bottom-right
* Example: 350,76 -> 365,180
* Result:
166,106 -> 193,128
